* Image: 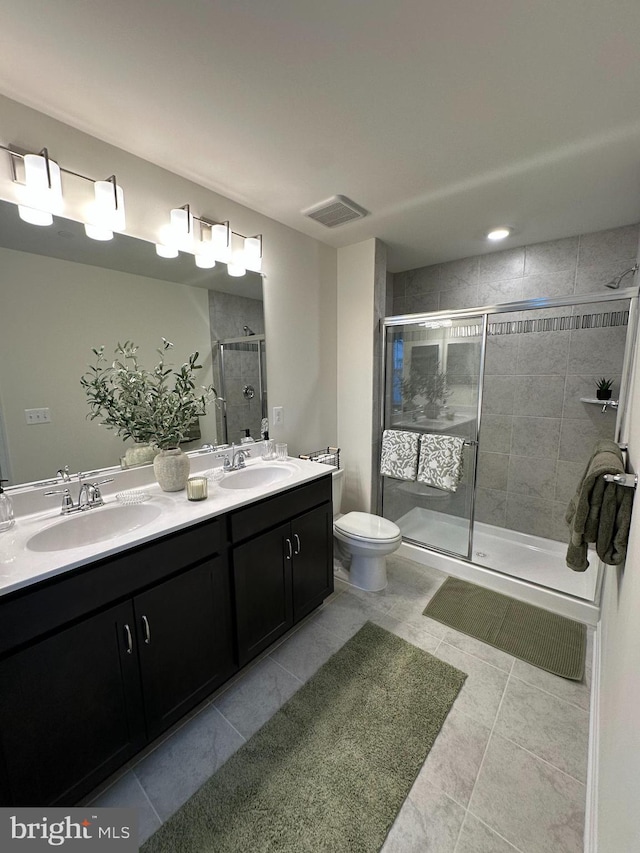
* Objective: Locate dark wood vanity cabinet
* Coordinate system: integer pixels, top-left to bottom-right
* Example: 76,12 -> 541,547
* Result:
231,475 -> 333,666
0,474 -> 333,807
0,517 -> 235,806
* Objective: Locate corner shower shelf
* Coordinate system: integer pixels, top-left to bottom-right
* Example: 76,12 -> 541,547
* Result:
580,397 -> 619,406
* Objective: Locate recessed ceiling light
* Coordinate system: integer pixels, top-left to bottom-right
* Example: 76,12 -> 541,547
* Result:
487,227 -> 511,241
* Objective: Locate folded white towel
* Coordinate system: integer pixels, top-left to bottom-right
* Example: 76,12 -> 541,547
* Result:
380,430 -> 419,481
417,434 -> 465,492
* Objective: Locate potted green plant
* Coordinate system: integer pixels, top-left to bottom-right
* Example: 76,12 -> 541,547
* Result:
81,338 -> 217,491
596,378 -> 613,401
402,363 -> 451,420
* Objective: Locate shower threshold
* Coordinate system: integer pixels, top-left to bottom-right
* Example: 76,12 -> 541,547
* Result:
395,507 -> 600,624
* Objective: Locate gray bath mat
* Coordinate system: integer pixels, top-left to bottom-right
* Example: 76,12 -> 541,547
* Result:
424,577 -> 587,680
141,621 -> 467,852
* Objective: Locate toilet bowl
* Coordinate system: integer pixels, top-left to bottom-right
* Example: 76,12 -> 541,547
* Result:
332,468 -> 402,591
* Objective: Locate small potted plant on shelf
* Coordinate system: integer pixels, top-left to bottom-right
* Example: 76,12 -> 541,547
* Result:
596,378 -> 613,401
81,338 -> 217,491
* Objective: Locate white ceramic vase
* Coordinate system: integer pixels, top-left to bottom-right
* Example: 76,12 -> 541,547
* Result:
153,448 -> 190,492
123,443 -> 158,468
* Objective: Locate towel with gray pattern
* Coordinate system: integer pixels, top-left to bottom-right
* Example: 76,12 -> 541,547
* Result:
380,430 -> 419,481
417,434 -> 465,492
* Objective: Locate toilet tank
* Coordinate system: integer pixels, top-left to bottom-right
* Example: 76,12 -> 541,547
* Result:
331,468 -> 344,516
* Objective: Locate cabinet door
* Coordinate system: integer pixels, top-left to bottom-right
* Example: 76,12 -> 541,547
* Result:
0,601 -> 145,806
234,522 -> 293,666
134,557 -> 236,741
292,502 -> 334,621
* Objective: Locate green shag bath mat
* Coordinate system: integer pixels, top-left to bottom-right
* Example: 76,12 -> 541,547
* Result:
141,621 -> 467,853
423,577 -> 587,681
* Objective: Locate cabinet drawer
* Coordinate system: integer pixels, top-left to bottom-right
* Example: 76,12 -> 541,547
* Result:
0,516 -> 224,657
230,475 -> 332,543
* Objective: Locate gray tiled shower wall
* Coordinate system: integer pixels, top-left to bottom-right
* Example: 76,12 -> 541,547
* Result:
390,224 -> 640,543
208,290 -> 265,445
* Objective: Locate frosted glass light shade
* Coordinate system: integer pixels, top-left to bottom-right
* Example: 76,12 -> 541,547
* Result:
195,250 -> 216,269
227,233 -> 246,276
169,207 -> 193,250
155,243 -> 179,258
211,222 -> 231,262
244,236 -> 262,272
84,180 -> 125,240
18,153 -> 63,226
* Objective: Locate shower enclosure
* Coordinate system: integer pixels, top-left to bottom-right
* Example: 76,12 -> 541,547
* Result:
381,289 -> 638,620
214,335 -> 267,445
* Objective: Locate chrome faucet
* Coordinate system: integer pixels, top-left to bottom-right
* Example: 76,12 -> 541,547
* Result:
45,479 -> 114,515
223,444 -> 250,472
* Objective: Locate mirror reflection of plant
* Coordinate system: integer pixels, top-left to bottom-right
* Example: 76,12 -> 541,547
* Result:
401,363 -> 451,408
80,338 -> 217,450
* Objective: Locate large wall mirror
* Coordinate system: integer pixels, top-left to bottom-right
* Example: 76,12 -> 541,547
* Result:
0,200 -> 264,487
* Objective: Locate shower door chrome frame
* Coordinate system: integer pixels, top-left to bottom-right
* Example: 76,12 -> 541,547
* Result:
380,285 -> 639,564
379,312 -> 488,562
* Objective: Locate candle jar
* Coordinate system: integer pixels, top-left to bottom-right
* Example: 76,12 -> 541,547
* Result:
186,476 -> 208,501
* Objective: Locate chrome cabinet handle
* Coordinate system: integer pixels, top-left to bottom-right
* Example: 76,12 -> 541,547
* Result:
285,537 -> 292,560
141,615 -> 151,644
124,623 -> 133,654
293,533 -> 301,555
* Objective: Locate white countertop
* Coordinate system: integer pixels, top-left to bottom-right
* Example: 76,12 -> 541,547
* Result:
0,456 -> 333,599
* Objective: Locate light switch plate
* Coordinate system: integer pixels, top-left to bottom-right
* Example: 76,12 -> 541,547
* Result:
273,406 -> 284,426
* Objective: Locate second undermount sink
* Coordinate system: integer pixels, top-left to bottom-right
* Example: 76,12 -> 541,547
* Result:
219,463 -> 297,491
27,503 -> 163,552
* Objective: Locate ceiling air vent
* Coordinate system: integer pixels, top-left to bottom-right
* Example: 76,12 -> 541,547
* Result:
302,195 -> 368,228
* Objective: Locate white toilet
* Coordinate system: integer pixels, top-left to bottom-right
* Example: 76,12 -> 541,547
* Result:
332,468 -> 402,591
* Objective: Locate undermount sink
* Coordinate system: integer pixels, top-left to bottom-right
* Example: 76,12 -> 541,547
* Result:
219,463 -> 297,491
27,503 -> 163,552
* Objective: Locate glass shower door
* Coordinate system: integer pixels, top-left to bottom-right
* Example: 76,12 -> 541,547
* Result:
382,314 -> 485,559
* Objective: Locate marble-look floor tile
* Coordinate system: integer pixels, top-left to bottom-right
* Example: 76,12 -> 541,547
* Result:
213,655 -> 302,739
441,628 -> 515,673
268,615 -> 346,682
381,776 -> 465,853
495,676 -> 589,782
134,705 -> 245,821
420,705 -> 491,807
368,610 -> 441,654
386,554 -> 447,592
311,586 -> 381,640
434,643 -> 509,729
511,657 -> 591,711
88,770 -> 161,846
469,733 -> 585,853
455,813 -> 523,853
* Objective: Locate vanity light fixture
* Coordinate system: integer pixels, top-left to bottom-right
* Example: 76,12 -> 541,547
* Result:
155,208 -> 262,278
486,227 -> 511,241
84,177 -> 126,241
244,235 -> 263,272
227,232 -> 247,277
11,148 -> 63,226
2,144 -> 126,240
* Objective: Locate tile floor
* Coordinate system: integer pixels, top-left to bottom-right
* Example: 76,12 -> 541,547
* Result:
84,555 -> 592,852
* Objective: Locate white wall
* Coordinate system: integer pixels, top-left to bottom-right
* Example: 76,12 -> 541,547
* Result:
0,94 -> 337,462
596,248 -> 640,852
337,239 -> 378,512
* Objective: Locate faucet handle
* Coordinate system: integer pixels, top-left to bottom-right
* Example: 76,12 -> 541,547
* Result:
56,465 -> 71,482
44,488 -> 74,514
91,479 -> 114,506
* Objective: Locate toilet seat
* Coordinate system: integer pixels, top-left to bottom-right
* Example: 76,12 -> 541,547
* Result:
334,511 -> 401,543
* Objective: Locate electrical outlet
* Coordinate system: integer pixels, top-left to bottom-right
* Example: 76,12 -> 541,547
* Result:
273,406 -> 284,426
25,408 -> 51,424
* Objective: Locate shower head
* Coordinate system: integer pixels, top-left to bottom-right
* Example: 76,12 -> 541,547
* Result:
605,263 -> 638,289
243,325 -> 255,335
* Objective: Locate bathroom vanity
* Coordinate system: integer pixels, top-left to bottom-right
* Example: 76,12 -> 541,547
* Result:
0,460 -> 333,807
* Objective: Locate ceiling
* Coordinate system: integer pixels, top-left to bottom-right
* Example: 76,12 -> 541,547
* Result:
1,0 -> 640,273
